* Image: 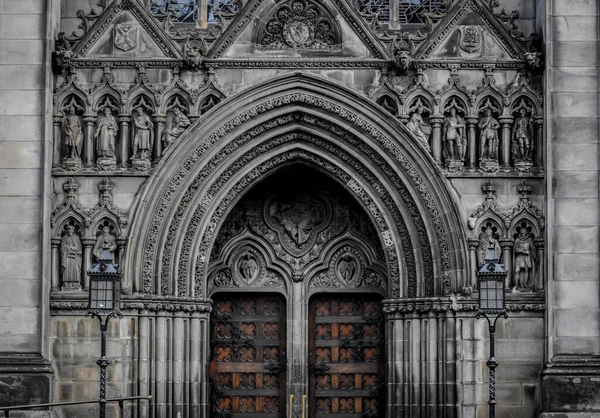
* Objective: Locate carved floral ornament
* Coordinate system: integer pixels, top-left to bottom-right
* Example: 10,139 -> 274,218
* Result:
126,76 -> 467,302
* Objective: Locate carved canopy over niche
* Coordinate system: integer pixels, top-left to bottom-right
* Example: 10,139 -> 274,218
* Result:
255,0 -> 341,50
208,166 -> 387,295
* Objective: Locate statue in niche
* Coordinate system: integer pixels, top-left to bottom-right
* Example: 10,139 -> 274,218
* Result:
131,109 -> 154,160
63,107 -> 83,160
239,254 -> 259,282
513,229 -> 538,292
476,226 -> 501,266
478,109 -> 500,161
60,225 -> 82,289
512,108 -> 534,163
95,107 -> 118,159
406,109 -> 432,152
163,108 -> 191,148
442,108 -> 467,162
93,226 -> 117,263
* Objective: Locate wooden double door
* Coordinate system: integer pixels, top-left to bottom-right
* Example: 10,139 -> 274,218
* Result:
209,293 -> 385,418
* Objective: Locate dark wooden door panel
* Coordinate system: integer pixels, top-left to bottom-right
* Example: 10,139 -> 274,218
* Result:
210,294 -> 286,418
309,296 -> 385,418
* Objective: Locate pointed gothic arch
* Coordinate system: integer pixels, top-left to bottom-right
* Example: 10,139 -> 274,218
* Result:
126,73 -> 468,300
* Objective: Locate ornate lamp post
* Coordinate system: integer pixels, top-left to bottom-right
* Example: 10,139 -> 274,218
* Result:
87,241 -> 122,418
476,244 -> 508,418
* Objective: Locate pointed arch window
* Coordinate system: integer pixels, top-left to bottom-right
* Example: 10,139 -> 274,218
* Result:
357,0 -> 449,28
151,0 -> 241,27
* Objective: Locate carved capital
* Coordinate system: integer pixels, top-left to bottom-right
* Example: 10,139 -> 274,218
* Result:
53,114 -> 64,125
118,115 -> 131,124
499,238 -> 514,249
51,238 -> 62,248
534,238 -> 545,249
81,238 -> 96,246
83,114 -> 97,125
467,238 -> 479,250
498,116 -> 514,127
534,117 -> 544,127
153,114 -> 167,124
429,117 -> 444,127
465,116 -> 478,126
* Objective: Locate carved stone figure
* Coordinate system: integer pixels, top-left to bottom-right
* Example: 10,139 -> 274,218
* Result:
269,195 -> 326,246
183,33 -> 205,70
477,226 -> 501,266
63,107 -> 83,160
337,255 -> 357,282
93,226 -> 117,263
478,109 -> 500,160
406,110 -> 432,152
163,108 -> 191,147
442,108 -> 466,162
239,254 -> 259,282
512,108 -> 533,163
60,225 -> 82,289
131,109 -> 154,160
95,107 -> 118,160
513,229 -> 538,292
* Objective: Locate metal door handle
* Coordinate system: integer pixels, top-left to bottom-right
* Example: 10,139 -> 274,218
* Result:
289,394 -> 294,418
302,394 -> 306,418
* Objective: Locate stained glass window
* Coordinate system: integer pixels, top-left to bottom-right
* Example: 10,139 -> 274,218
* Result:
398,0 -> 448,25
358,0 -> 390,22
152,0 -> 198,24
207,0 -> 241,23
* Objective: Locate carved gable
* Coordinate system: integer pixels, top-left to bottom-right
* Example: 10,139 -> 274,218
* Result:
71,0 -> 182,61
208,0 -> 389,60
415,0 -> 524,62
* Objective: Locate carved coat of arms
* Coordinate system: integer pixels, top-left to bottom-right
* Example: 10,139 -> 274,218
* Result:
114,24 -> 138,52
458,25 -> 483,54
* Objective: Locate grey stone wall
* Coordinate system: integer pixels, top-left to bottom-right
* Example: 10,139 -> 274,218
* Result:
542,0 -> 600,414
0,0 -> 46,355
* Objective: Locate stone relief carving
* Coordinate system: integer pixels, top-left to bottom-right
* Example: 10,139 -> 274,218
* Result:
442,107 -> 467,172
63,107 -> 84,170
258,0 -> 339,50
513,227 -> 538,292
511,108 -> 534,170
60,225 -> 83,290
478,109 -> 500,172
92,226 -> 117,263
183,32 -> 206,70
95,107 -> 118,170
458,25 -> 483,55
467,180 -> 544,292
131,108 -> 154,171
163,108 -> 191,150
405,108 -> 432,152
114,24 -> 138,52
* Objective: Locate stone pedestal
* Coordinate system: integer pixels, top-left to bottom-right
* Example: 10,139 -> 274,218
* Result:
61,157 -> 82,171
96,156 -> 116,171
131,157 -> 152,172
60,281 -> 81,291
479,158 -> 500,173
445,159 -> 464,173
514,160 -> 533,173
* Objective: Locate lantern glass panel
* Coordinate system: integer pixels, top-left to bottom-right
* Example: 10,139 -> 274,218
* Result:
479,278 -> 505,313
90,278 -> 119,312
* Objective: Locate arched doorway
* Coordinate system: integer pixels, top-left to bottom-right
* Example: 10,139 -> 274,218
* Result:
207,166 -> 387,418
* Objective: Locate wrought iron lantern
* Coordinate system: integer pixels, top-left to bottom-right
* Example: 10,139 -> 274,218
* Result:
476,243 -> 508,418
87,240 -> 122,418
88,242 -> 121,313
477,244 -> 506,314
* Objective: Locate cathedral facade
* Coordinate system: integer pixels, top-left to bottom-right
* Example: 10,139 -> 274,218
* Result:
0,0 -> 597,417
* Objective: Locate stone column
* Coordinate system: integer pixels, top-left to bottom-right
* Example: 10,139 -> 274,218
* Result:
534,117 -> 544,168
426,310 -> 439,415
499,116 -> 514,170
430,117 -> 444,165
82,238 -> 95,290
118,115 -> 130,168
51,238 -> 61,291
466,117 -> 478,170
468,238 -> 479,289
154,114 -> 166,159
138,309 -> 150,418
198,307 -> 211,418
190,311 -> 202,418
52,115 -> 63,166
535,238 -> 545,291
83,115 -> 97,167
156,311 -> 168,418
173,312 -> 185,418
499,239 -> 514,289
117,238 -> 126,271
188,114 -> 200,125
